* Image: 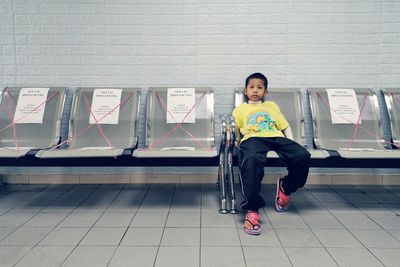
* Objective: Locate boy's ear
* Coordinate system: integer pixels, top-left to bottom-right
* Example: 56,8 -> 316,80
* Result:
264,89 -> 268,96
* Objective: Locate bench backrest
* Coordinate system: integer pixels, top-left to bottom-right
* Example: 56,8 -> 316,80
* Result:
67,87 -> 140,149
0,87 -> 66,149
382,88 -> 400,146
308,88 -> 385,150
234,88 -> 305,145
143,87 -> 215,151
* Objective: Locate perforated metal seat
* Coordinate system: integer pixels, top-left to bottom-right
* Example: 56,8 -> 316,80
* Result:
36,87 -> 140,158
0,87 -> 66,158
308,88 -> 400,158
133,87 -> 217,158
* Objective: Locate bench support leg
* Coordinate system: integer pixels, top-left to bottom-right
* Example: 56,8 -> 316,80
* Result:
227,149 -> 238,214
218,150 -> 228,214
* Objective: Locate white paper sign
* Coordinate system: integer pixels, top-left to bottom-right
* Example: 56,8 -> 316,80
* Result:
167,88 -> 196,123
89,89 -> 122,124
326,89 -> 361,124
14,88 -> 49,124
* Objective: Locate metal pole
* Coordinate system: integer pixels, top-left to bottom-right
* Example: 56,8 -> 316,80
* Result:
227,115 -> 238,214
218,114 -> 228,214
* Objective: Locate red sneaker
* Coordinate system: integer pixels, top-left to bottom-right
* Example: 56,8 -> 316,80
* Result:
275,178 -> 290,212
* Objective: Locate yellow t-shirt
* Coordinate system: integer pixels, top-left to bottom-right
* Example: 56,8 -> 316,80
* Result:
232,101 -> 289,143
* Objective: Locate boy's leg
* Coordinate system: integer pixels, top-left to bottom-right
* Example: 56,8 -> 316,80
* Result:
273,137 -> 311,194
238,137 -> 271,211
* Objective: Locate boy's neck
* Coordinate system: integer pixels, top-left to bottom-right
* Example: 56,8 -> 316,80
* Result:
248,100 -> 263,104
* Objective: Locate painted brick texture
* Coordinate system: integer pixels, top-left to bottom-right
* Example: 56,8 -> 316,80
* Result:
0,0 -> 399,174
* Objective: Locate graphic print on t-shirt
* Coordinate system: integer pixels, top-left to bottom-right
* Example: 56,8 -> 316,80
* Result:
247,112 -> 277,132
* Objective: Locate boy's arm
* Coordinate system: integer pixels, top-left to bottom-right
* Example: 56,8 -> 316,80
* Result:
270,101 -> 291,135
232,107 -> 242,145
282,126 -> 294,141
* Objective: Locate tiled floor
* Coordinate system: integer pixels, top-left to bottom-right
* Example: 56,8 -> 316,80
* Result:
1,183 -> 400,267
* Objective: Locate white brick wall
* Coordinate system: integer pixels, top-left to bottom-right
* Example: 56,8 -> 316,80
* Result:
1,0 -> 400,177
1,1 -> 399,88
0,0 -> 16,86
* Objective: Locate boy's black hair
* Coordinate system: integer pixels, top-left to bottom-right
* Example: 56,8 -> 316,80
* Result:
245,72 -> 268,89
244,72 -> 268,102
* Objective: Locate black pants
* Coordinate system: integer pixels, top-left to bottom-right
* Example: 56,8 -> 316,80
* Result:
238,137 -> 311,211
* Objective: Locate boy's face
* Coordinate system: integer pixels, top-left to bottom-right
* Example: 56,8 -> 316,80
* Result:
244,78 -> 267,102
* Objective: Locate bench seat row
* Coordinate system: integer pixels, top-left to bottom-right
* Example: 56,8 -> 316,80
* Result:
1,86 -> 399,160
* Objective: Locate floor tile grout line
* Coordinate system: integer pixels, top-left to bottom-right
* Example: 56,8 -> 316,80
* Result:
28,185 -> 102,264
353,186 -> 400,243
348,189 -> 400,243
18,185 -> 76,227
261,205 -> 294,267
1,185 -> 58,266
0,185 -> 49,216
57,184 -> 111,266
8,185 -> 84,264
40,185 -> 98,214
199,184 -> 204,267
2,184 -> 400,266
304,186 -> 366,264
235,205 -> 247,267
152,183 -> 176,267
0,184 -> 37,205
310,185 -> 387,266
293,187 -> 340,266
336,185 -> 381,207
101,184 -> 133,267
0,186 -> 9,199
63,184 -> 126,266
381,186 -> 400,201
8,184 -> 81,267
106,184 -> 151,267
330,185 -> 395,235
307,185 -> 369,231
0,186 -> 69,238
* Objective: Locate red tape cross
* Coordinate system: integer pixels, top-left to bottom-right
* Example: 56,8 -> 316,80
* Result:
316,91 -> 399,149
50,91 -> 133,151
347,94 -> 367,149
83,94 -> 112,148
146,90 -> 211,151
0,89 -> 59,150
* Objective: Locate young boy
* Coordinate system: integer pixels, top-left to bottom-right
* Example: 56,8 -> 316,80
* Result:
232,72 -> 311,235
